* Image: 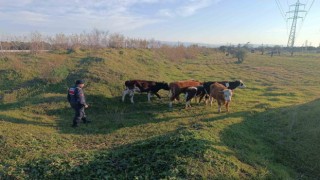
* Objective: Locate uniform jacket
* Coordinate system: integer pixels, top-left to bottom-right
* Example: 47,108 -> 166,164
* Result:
67,86 -> 86,106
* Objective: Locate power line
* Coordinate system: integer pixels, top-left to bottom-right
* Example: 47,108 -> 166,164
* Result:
304,0 -> 315,19
275,0 -> 287,21
296,0 -> 315,41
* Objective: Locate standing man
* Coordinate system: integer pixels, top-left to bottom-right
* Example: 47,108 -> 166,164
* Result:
67,80 -> 90,127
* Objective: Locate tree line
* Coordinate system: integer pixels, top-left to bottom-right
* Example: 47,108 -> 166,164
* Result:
0,29 -> 165,54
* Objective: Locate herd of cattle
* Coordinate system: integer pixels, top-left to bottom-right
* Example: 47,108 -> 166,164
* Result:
122,79 -> 246,112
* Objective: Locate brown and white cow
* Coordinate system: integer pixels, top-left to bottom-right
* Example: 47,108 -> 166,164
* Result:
169,80 -> 202,108
198,80 -> 246,103
209,82 -> 233,113
122,80 -> 170,104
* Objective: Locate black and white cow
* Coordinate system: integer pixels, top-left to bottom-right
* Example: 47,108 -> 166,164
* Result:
168,80 -> 202,108
184,85 -> 209,108
122,80 -> 170,103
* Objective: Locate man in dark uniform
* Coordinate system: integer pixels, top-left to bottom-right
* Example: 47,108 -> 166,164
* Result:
67,80 -> 90,127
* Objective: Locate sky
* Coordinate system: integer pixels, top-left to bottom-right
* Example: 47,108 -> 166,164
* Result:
0,0 -> 319,46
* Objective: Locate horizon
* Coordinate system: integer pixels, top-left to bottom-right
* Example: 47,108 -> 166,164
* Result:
1,0 -> 319,46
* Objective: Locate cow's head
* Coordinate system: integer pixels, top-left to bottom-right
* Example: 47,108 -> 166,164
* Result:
220,89 -> 233,102
236,80 -> 246,89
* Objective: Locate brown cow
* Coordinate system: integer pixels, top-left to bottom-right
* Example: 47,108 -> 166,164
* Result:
169,80 -> 202,108
198,80 -> 246,103
122,80 -> 169,104
209,82 -> 233,113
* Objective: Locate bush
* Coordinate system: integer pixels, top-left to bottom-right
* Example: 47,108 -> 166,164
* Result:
235,48 -> 247,63
39,65 -> 69,83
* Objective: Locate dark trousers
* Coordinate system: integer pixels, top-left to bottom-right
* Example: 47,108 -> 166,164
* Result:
72,104 -> 87,126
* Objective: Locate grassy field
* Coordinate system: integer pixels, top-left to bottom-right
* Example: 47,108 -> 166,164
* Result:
0,49 -> 320,179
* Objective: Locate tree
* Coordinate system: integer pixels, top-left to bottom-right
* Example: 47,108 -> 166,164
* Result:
219,46 -> 227,53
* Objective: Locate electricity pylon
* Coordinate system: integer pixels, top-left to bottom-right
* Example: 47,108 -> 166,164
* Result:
286,0 -> 306,55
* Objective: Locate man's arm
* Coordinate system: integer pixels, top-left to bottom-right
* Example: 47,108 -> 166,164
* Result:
76,88 -> 88,107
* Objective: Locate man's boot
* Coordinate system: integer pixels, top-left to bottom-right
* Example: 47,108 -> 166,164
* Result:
82,117 -> 91,124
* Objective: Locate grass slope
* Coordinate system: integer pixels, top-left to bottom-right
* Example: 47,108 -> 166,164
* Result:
0,49 -> 320,179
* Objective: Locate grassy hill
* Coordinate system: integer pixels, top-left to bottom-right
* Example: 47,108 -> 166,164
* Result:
0,49 -> 320,179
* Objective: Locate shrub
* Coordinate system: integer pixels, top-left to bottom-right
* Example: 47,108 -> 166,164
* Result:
235,48 -> 247,63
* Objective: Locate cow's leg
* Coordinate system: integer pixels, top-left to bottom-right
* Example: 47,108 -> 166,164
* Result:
184,92 -> 188,101
198,94 -> 204,104
147,92 -> 151,102
218,100 -> 222,113
129,90 -> 135,104
209,96 -> 213,106
169,101 -> 173,108
226,102 -> 230,112
169,95 -> 176,108
206,95 -> 211,105
169,89 -> 180,108
185,100 -> 191,109
122,89 -> 129,102
185,93 -> 189,108
154,92 -> 161,99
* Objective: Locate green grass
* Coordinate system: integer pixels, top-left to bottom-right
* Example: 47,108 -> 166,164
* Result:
1,49 -> 320,179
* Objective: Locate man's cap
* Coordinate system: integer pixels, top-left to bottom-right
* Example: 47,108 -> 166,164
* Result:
75,79 -> 85,85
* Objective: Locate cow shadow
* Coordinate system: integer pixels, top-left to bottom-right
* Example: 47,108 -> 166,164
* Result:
0,114 -> 54,127
216,98 -> 320,179
0,95 -> 68,128
1,74 -> 213,135
22,129 -> 225,179
52,93 -> 215,135
0,92 -> 181,134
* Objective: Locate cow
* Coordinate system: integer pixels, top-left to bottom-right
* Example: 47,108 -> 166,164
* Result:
184,85 -> 209,108
209,82 -> 233,113
198,80 -> 246,103
122,80 -> 170,104
168,80 -> 202,108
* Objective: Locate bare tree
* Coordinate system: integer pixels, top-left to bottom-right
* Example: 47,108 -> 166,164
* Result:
109,33 -> 125,48
148,38 -> 161,49
86,29 -> 109,49
47,33 -> 68,50
30,31 -> 44,54
70,33 -> 87,50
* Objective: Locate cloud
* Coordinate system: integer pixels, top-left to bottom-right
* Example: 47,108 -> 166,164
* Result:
157,9 -> 175,17
177,0 -> 213,17
0,0 -> 34,7
157,0 -> 222,18
0,0 -> 221,34
0,0 -> 164,33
